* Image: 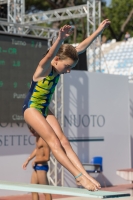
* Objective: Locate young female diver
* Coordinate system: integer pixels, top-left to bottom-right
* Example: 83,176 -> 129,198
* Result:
23,19 -> 110,191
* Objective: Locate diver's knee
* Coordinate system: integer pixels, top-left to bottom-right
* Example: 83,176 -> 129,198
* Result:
61,136 -> 70,148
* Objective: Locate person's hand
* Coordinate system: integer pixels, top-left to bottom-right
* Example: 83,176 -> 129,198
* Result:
22,160 -> 29,170
58,25 -> 73,40
97,19 -> 111,33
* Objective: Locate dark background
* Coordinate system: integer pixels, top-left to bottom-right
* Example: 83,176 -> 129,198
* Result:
0,32 -> 48,122
0,32 -> 87,123
73,51 -> 87,71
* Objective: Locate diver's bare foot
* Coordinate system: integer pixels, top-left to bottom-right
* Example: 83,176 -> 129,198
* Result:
76,174 -> 98,191
85,174 -> 101,189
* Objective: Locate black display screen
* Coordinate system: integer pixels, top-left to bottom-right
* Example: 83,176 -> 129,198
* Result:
0,32 -> 48,122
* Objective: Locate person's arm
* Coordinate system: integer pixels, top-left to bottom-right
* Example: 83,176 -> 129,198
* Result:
75,19 -> 111,54
22,148 -> 37,170
33,25 -> 73,80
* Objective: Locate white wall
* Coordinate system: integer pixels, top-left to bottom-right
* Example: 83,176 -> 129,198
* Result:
64,71 -> 131,187
129,83 -> 133,168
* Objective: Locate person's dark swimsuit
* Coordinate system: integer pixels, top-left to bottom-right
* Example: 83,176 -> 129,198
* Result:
33,164 -> 49,172
23,68 -> 60,117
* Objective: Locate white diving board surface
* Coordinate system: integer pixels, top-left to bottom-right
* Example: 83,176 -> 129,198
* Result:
0,181 -> 130,199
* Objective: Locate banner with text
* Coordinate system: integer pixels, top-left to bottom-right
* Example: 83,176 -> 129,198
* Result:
64,71 -> 131,187
0,123 -> 36,196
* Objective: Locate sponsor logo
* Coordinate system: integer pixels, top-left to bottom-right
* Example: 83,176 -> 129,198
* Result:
64,114 -> 105,127
0,135 -> 35,146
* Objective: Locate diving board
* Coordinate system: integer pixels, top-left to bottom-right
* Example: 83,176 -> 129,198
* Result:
0,181 -> 130,199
